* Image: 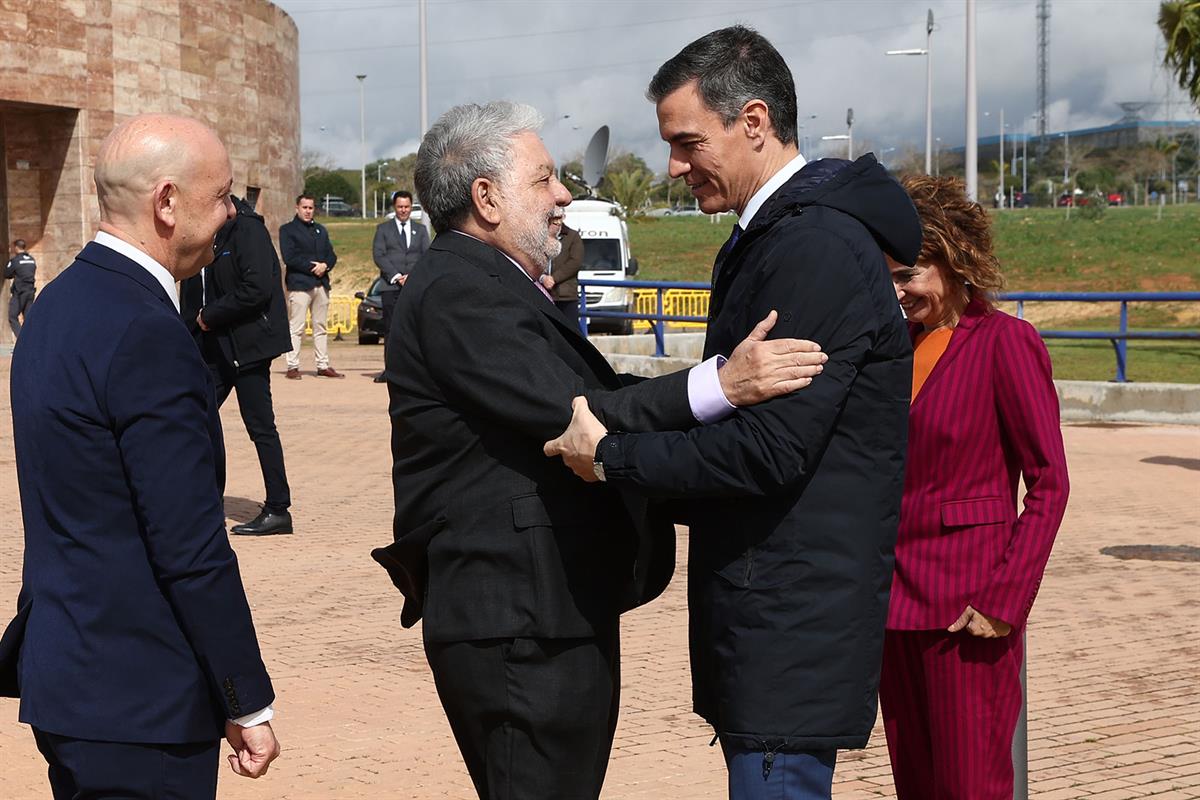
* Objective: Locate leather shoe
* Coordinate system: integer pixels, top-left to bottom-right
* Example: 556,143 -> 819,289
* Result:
316,367 -> 345,378
231,510 -> 293,536
285,368 -> 301,380
373,372 -> 387,383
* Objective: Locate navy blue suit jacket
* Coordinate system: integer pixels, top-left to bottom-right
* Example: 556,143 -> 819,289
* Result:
1,241 -> 274,744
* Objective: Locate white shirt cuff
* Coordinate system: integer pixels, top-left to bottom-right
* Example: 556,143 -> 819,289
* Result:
231,704 -> 274,728
687,355 -> 736,424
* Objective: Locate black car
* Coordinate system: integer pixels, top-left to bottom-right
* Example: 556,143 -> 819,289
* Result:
355,277 -> 386,344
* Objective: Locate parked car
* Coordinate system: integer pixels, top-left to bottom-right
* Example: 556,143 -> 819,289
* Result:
1107,192 -> 1125,206
354,277 -> 386,344
318,197 -> 356,217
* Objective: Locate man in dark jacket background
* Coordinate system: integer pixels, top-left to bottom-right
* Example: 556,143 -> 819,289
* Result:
279,194 -> 343,379
545,26 -> 920,799
5,238 -> 36,338
371,190 -> 430,382
547,221 -> 584,326
181,195 -> 294,536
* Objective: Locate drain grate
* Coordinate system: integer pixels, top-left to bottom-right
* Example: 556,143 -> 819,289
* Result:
1100,545 -> 1200,563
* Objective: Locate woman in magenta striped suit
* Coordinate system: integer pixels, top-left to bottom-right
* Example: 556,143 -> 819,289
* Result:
879,175 -> 1070,799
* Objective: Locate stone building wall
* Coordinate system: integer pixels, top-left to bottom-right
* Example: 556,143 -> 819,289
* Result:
0,0 -> 300,308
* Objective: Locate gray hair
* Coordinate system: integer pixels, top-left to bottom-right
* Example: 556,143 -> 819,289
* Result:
414,101 -> 544,233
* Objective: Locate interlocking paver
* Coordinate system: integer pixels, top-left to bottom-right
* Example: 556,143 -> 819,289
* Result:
1,341 -> 1198,798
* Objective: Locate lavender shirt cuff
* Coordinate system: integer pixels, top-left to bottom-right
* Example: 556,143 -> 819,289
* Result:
231,704 -> 274,728
687,355 -> 735,423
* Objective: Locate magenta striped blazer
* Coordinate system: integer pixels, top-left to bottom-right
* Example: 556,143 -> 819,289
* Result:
886,300 -> 1070,630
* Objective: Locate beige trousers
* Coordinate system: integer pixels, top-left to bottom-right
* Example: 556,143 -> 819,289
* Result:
287,287 -> 330,370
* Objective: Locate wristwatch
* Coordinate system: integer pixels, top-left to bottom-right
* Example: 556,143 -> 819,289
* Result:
593,438 -> 607,482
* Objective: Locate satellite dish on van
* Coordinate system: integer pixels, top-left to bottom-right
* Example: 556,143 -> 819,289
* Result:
582,126 -> 610,196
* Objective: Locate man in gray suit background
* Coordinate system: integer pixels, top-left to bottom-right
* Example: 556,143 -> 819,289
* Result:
372,190 -> 431,382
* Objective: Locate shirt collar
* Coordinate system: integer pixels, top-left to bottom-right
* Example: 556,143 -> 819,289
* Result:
93,231 -> 181,312
738,151 -> 808,231
451,230 -> 538,283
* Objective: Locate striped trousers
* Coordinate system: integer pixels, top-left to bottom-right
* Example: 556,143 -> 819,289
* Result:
879,628 -> 1023,800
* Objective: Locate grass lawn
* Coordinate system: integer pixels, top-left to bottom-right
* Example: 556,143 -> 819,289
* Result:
316,206 -> 1200,382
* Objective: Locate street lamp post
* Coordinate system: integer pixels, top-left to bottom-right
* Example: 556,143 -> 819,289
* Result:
885,8 -> 934,174
847,107 -> 854,160
418,0 -> 428,136
356,74 -> 367,220
798,113 -> 818,157
965,0 -> 978,201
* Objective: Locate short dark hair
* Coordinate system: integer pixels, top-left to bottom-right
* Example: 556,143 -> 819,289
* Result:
392,190 -> 413,204
647,25 -> 798,147
13,239 -> 26,250
295,193 -> 314,205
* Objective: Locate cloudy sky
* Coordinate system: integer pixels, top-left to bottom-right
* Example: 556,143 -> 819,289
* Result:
275,0 -> 1194,173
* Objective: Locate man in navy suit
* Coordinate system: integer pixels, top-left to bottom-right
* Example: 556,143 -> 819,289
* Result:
0,114 -> 280,798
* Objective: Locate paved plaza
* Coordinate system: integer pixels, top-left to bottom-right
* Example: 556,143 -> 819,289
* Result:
1,340 -> 1198,799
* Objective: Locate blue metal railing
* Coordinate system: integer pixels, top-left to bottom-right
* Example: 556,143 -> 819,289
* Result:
580,280 -> 1200,382
1006,292 -> 1200,382
578,279 -> 709,357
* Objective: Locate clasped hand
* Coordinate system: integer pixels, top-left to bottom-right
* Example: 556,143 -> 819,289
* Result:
544,311 -> 827,481
948,605 -> 1012,638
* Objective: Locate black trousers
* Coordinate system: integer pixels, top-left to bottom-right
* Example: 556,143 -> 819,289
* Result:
33,728 -> 220,800
206,351 -> 291,513
9,289 -> 33,337
424,622 -> 621,800
380,287 -> 400,342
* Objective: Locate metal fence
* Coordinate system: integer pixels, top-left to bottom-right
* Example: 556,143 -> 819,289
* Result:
581,281 -> 1200,379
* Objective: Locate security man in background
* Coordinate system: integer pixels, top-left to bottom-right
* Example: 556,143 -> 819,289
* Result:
5,239 -> 36,338
181,196 -> 294,537
371,190 -> 430,382
547,221 -> 584,327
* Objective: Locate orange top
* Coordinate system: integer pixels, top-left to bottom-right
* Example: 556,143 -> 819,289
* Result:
911,326 -> 954,402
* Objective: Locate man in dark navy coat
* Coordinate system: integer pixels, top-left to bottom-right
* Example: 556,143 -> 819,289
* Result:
546,27 -> 920,800
0,114 -> 280,798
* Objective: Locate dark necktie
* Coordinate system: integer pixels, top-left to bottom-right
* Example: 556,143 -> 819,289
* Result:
711,223 -> 742,286
400,222 -> 408,249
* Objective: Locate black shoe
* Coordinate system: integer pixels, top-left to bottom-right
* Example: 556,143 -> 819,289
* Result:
373,372 -> 387,383
231,510 -> 293,536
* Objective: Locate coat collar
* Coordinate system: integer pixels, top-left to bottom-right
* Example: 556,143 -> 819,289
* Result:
910,297 -> 991,410
435,231 -> 591,346
76,240 -> 176,311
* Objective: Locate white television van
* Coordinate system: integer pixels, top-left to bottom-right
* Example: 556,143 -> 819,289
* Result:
562,198 -> 638,333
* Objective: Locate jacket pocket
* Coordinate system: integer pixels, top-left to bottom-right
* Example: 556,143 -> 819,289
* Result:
940,496 -> 1010,528
511,494 -> 554,529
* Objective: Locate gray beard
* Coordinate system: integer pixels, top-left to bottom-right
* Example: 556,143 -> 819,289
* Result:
514,218 -> 562,269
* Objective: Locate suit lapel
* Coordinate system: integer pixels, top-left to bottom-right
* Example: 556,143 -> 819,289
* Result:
436,232 -> 617,381
910,299 -> 988,411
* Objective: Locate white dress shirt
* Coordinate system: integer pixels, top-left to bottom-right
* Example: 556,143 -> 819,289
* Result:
395,217 -> 411,248
738,151 -> 808,231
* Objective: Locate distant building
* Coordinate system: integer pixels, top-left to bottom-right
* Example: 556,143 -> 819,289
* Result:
0,0 -> 300,297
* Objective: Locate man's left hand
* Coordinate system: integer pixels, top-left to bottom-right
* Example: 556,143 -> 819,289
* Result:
310,261 -> 328,277
544,396 -> 607,481
196,311 -> 209,332
719,311 -> 826,407
539,273 -> 556,291
947,605 -> 1012,638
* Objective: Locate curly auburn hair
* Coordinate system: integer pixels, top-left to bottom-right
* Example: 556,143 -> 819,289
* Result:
900,174 -> 1004,310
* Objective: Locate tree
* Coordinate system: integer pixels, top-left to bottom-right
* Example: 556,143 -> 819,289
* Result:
303,170 -> 358,206
1159,1 -> 1200,109
302,149 -> 335,176
601,169 -> 655,215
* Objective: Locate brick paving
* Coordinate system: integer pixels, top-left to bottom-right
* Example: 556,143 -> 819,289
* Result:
1,340 -> 1198,799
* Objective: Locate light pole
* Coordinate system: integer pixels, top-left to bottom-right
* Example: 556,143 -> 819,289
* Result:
885,9 -> 934,173
847,107 -> 855,160
356,74 -> 367,220
798,113 -> 818,156
935,137 -> 942,175
965,0 -> 978,201
418,0 -> 428,136
985,109 -> 1005,207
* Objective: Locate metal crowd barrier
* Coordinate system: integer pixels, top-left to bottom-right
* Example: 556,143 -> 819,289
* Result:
583,281 -> 1200,381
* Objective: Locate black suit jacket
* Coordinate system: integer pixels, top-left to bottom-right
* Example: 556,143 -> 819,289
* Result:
181,196 -> 291,367
377,231 -> 694,641
372,218 -> 430,291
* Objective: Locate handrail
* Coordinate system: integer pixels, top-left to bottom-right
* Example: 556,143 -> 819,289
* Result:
579,280 -> 1200,381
